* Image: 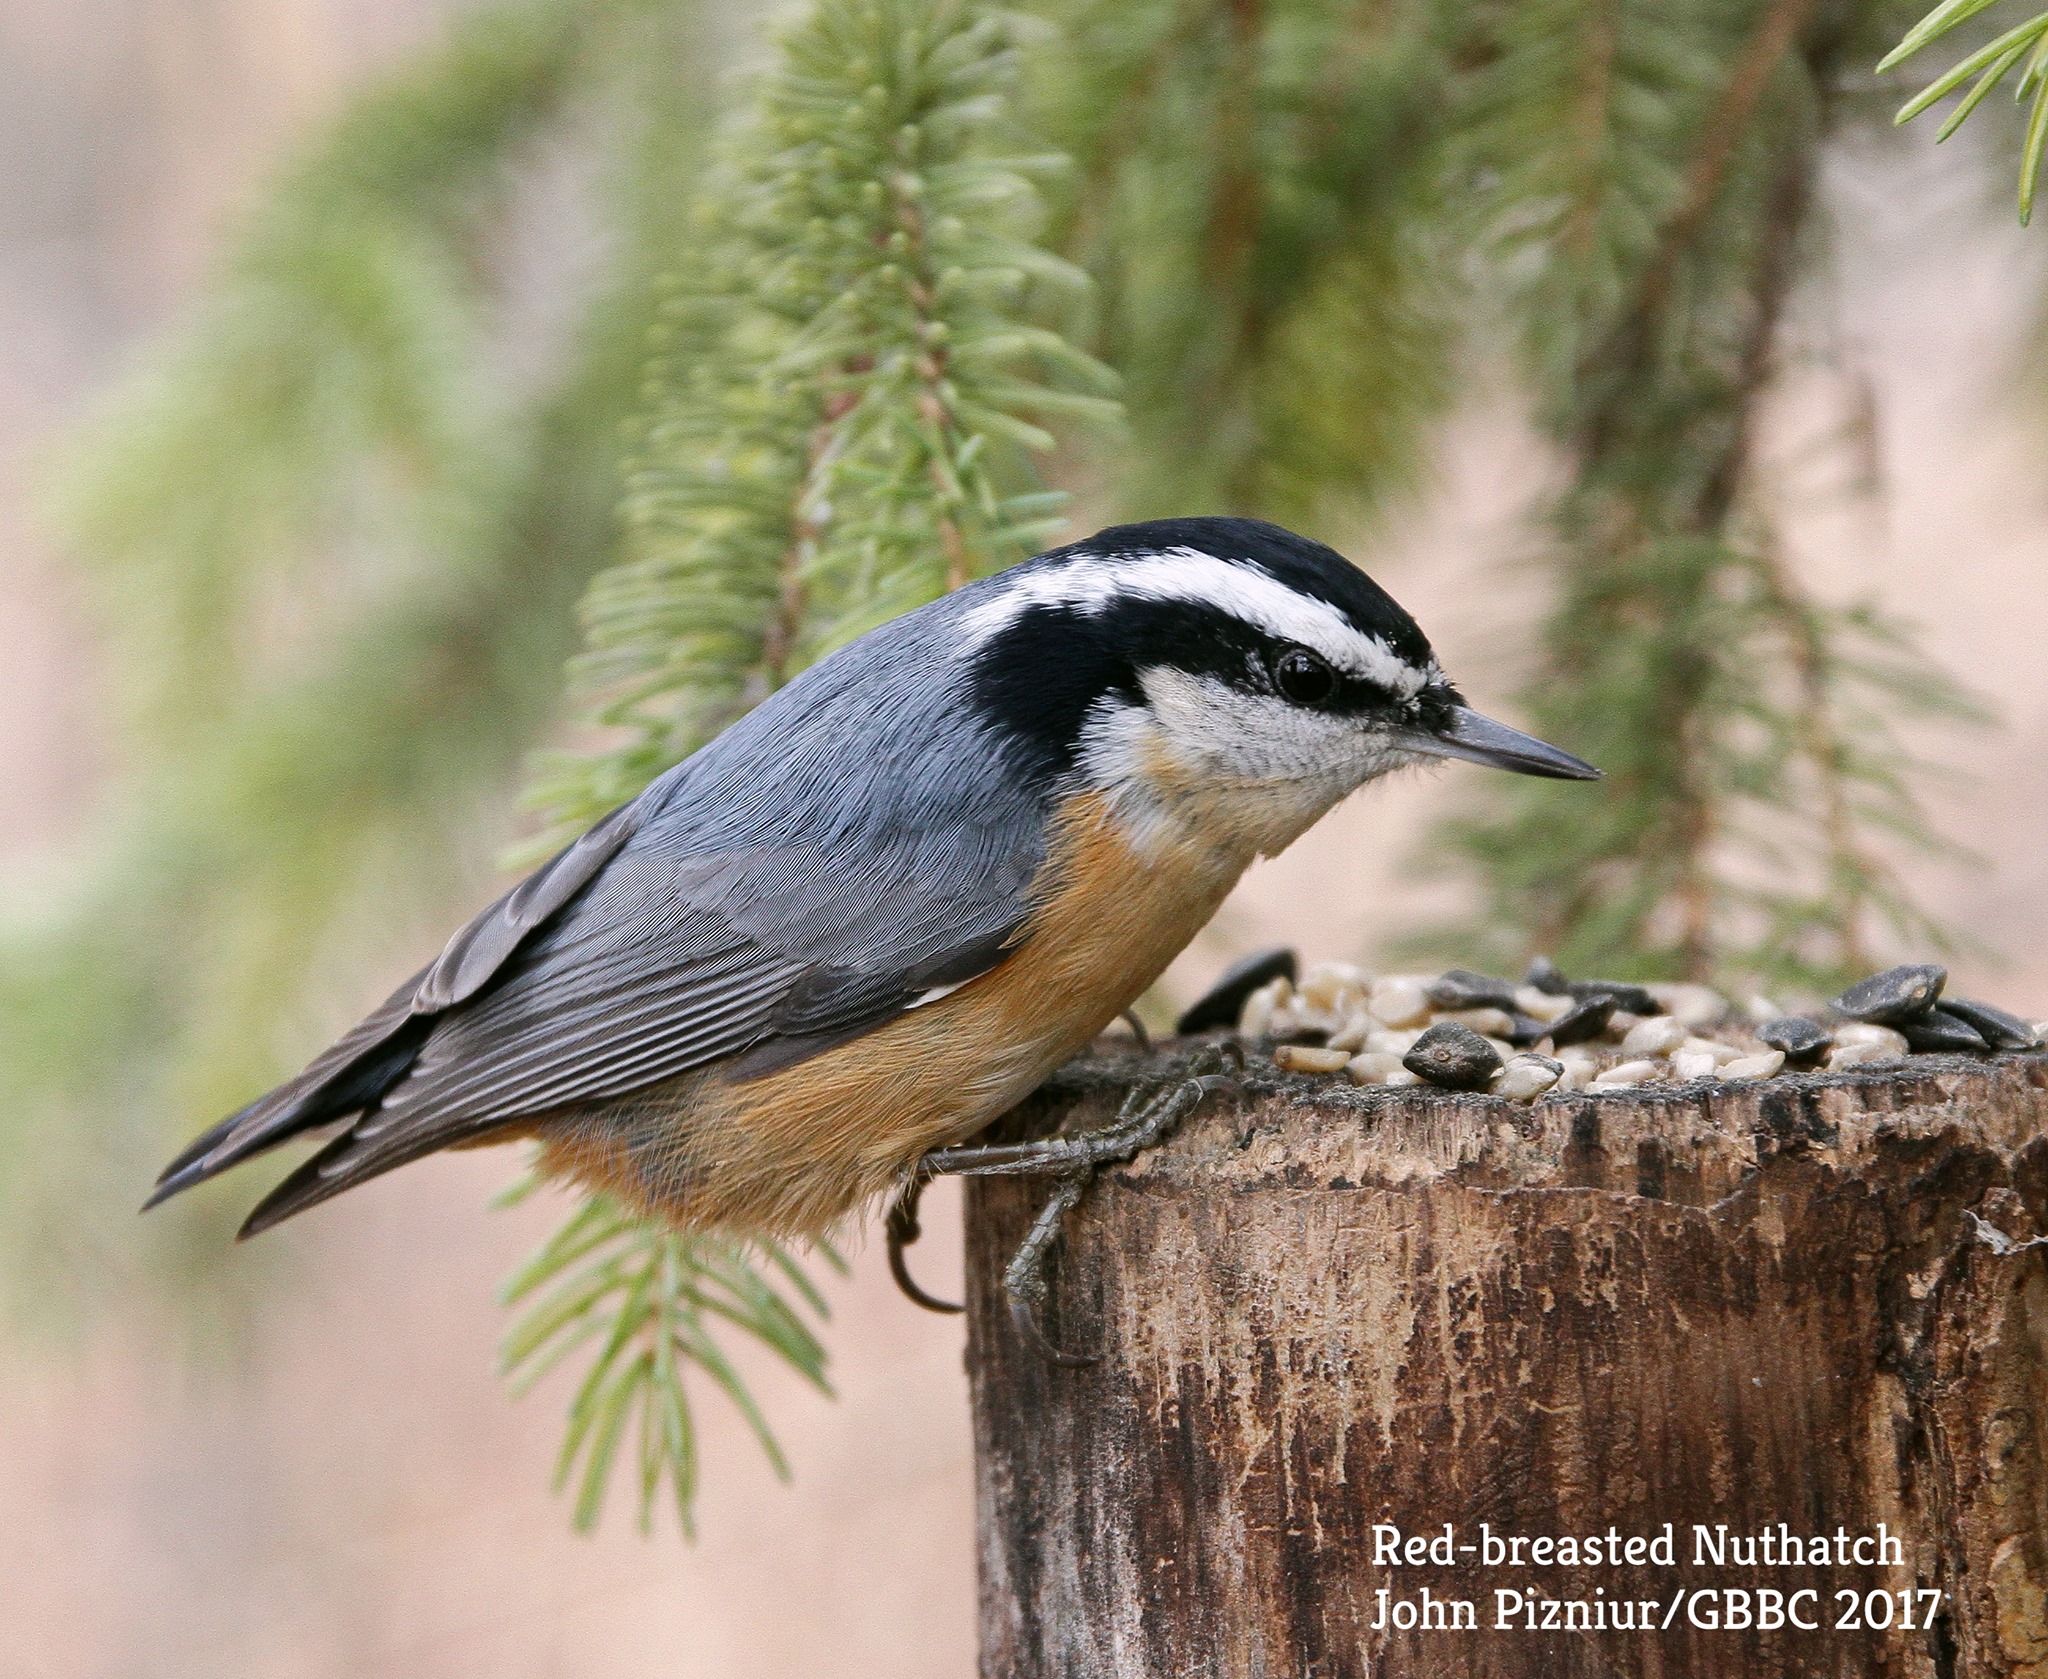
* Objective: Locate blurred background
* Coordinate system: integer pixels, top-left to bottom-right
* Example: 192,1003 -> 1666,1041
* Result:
4,0 -> 2048,1673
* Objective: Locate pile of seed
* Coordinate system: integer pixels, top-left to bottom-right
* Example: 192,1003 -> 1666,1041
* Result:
1175,950 -> 2045,1103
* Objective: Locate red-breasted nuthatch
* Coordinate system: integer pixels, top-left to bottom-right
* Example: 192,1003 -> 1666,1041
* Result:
149,517 -> 1597,1243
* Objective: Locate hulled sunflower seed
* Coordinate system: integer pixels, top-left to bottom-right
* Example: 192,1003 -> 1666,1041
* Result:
1275,1043 -> 1352,1075
1494,1054 -> 1564,1100
1829,1039 -> 1904,1071
1620,1016 -> 1688,1058
1368,976 -> 1432,1029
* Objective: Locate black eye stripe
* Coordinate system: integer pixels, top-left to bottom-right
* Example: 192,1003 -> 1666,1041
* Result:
967,589 -> 1428,792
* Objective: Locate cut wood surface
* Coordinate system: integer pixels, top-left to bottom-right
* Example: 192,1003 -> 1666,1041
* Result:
965,1047 -> 2048,1678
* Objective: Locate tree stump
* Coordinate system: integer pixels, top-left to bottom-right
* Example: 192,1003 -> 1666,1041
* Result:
965,1048 -> 2048,1678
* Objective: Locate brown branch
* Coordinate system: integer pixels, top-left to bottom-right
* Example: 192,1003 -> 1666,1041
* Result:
1576,0 -> 1821,466
1203,0 -> 1265,292
1626,0 -> 1820,350
1750,536 -> 1879,975
757,388 -> 857,692
1562,0 -> 1621,263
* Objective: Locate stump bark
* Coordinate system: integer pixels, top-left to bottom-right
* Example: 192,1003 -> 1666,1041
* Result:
965,1048 -> 2048,1678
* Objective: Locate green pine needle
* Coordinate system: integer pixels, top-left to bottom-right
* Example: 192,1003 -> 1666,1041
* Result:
499,1184 -> 841,1536
1883,0 -> 2048,221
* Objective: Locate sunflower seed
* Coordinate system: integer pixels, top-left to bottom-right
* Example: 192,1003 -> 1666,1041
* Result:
1324,1011 -> 1374,1053
1721,1050 -> 1785,1081
1832,963 -> 1946,1026
1181,947 -> 1298,1034
1402,1022 -> 1503,1090
1346,1050 -> 1408,1085
1835,1021 -> 1909,1056
1592,1059 -> 1661,1089
1938,996 -> 2039,1052
1275,1044 -> 1352,1075
1427,969 -> 1519,1012
1758,1016 -> 1833,1067
1645,983 -> 1728,1029
1514,986 -> 1578,1024
1680,1035 -> 1740,1064
1568,980 -> 1663,1016
1546,994 -> 1618,1047
1898,1009 -> 1986,1054
1494,1053 -> 1564,1100
1437,1006 -> 1515,1038
1368,976 -> 1432,1029
1365,1028 -> 1423,1058
1298,961 -> 1369,1013
1620,1016 -> 1689,1058
1829,1039 -> 1904,1071
1236,977 -> 1291,1039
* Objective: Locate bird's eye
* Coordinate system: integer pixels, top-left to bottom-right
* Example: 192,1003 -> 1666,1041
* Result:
1271,648 -> 1336,706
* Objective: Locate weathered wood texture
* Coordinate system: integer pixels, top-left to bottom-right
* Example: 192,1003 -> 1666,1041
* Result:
966,1050 -> 2048,1678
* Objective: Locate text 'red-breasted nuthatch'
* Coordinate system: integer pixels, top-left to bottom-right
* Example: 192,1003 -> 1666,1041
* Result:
149,517 -> 1598,1244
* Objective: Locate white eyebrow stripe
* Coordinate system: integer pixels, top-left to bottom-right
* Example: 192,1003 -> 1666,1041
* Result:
957,546 -> 1428,696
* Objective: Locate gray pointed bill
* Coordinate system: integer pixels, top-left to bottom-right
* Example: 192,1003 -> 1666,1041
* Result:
1403,706 -> 1601,781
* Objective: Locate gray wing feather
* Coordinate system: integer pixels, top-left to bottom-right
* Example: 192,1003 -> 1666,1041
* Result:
412,799 -> 642,1010
181,587 -> 1056,1232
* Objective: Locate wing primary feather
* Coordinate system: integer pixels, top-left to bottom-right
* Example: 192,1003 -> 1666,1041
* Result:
143,998 -> 435,1208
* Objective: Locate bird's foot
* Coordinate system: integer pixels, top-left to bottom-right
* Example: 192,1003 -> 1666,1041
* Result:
886,1041 -> 1241,1361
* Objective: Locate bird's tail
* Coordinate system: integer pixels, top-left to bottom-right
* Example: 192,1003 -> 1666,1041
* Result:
145,973 -> 434,1218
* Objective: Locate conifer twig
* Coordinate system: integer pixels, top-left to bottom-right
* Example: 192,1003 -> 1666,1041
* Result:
503,0 -> 1118,1534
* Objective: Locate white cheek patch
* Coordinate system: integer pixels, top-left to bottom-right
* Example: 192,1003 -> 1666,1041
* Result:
1073,675 -> 1407,862
1136,668 -> 1361,784
958,547 -> 1434,697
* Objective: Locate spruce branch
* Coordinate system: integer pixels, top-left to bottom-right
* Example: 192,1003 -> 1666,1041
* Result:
496,1179 -> 842,1534
1417,0 -> 1985,991
1032,0 -> 1464,523
529,0 -> 1116,837
1881,0 -> 2048,221
0,0 -> 713,1317
509,0 -> 1117,1534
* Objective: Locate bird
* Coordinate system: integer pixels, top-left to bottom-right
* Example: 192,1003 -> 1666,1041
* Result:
148,516 -> 1599,1244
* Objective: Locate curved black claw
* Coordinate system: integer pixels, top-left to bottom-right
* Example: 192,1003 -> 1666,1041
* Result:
1010,1296 -> 1098,1368
1118,1008 -> 1152,1053
885,1173 -> 962,1315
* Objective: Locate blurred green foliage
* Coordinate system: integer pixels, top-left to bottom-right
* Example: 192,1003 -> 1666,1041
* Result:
3,0 -> 2018,1524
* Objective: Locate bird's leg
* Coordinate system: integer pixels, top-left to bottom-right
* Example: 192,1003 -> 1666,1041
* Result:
899,1041 -> 1242,1359
1003,1171 -> 1096,1365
